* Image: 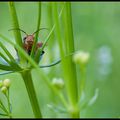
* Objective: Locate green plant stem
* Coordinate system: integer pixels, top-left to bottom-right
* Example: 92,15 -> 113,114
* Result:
79,65 -> 86,100
47,2 -> 55,46
8,89 -> 11,117
5,89 -> 12,118
21,70 -> 42,118
46,2 -> 56,63
30,2 -> 41,59
52,2 -> 79,118
0,34 -> 68,117
40,4 -> 65,52
62,2 -> 79,118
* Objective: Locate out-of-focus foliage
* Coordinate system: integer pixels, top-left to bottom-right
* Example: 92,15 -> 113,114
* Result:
0,2 -> 120,118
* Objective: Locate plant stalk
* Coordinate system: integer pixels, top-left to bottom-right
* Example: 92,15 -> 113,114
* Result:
62,2 -> 80,118
21,70 -> 42,118
52,2 -> 80,118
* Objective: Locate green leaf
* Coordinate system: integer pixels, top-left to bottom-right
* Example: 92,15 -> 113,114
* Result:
0,41 -> 15,62
41,3 -> 65,52
47,103 -> 67,113
0,64 -> 14,71
0,113 -> 8,117
0,99 -> 8,115
8,2 -> 25,63
80,88 -> 99,110
34,48 -> 42,64
0,52 -> 10,65
0,71 -> 13,75
9,61 -> 22,71
30,2 -> 41,59
88,88 -> 99,106
8,2 -> 22,47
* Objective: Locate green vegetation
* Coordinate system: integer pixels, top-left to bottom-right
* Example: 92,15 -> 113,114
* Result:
0,2 -> 119,118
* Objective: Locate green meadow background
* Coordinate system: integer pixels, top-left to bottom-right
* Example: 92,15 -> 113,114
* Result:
0,2 -> 120,118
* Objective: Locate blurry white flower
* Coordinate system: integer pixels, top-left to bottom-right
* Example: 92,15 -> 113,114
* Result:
96,45 -> 113,80
52,78 -> 64,89
73,51 -> 90,65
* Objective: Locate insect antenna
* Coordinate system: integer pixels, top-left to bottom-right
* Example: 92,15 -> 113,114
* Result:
32,28 -> 49,35
8,28 -> 28,36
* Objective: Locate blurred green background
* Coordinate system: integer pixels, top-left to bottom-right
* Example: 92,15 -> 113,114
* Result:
0,2 -> 120,118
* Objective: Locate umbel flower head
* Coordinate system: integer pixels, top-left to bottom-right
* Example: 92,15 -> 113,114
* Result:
73,51 -> 90,65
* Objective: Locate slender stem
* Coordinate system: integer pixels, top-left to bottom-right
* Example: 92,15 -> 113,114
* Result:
52,3 -> 64,57
8,89 -> 11,114
47,2 -> 55,46
40,4 -> 65,52
8,2 -> 25,63
52,2 -> 80,118
5,89 -> 12,118
0,33 -> 68,117
62,2 -> 79,118
21,70 -> 42,118
79,66 -> 86,99
30,2 -> 41,59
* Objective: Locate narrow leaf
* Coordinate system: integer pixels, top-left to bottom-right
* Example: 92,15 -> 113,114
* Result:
0,41 -> 15,62
0,64 -> 13,71
8,2 -> 25,63
30,2 -> 41,58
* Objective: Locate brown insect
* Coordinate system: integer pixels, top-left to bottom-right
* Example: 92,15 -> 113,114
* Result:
9,28 -> 48,55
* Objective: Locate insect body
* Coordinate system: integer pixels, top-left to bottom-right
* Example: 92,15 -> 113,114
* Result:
6,28 -> 61,72
23,34 -> 43,55
9,28 -> 47,56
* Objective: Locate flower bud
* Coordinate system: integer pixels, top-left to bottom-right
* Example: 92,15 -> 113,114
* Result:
52,78 -> 64,90
3,79 -> 11,88
0,80 -> 3,88
73,51 -> 90,65
1,86 -> 7,94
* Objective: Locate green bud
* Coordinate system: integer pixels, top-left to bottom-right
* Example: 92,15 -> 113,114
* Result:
52,78 -> 64,90
1,86 -> 7,94
73,51 -> 90,65
3,79 -> 11,88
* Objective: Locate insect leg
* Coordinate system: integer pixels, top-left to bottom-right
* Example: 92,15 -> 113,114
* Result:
39,51 -> 45,61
